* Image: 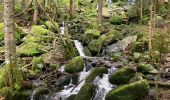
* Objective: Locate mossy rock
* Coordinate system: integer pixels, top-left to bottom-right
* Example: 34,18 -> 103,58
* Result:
106,30 -> 123,41
105,80 -> 150,100
82,29 -> 100,45
110,16 -> 123,25
109,67 -> 136,85
30,25 -> 51,36
84,47 -> 92,56
44,21 -> 59,33
74,83 -> 96,100
65,56 -> 84,74
66,94 -> 76,100
129,73 -> 144,83
0,23 -> 22,44
17,42 -> 44,57
87,39 -> 103,55
49,64 -> 59,70
12,90 -> 31,100
86,67 -> 108,83
112,52 -> 122,62
133,52 -> 142,62
132,41 -> 148,52
32,57 -> 45,71
137,63 -> 157,74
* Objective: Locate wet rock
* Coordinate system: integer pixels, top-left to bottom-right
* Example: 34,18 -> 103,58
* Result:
86,67 -> 108,83
82,29 -> 100,45
105,80 -> 150,100
31,87 -> 49,100
45,21 -> 59,33
51,75 -> 71,87
109,67 -> 136,85
137,63 -> 158,74
106,35 -> 137,53
65,56 -> 84,74
74,83 -> 96,100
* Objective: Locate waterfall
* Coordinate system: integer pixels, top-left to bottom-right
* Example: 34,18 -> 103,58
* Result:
60,21 -> 65,35
74,40 -> 86,57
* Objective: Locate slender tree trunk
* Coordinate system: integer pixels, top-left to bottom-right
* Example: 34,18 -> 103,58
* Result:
140,0 -> 143,20
33,0 -> 38,24
97,0 -> 103,23
69,0 -> 74,19
4,0 -> 16,64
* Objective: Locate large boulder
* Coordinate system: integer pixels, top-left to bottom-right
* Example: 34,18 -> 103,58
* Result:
74,83 -> 96,100
86,67 -> 108,83
82,29 -> 100,45
109,67 -> 136,85
44,21 -> 59,33
65,56 -> 84,74
105,80 -> 150,100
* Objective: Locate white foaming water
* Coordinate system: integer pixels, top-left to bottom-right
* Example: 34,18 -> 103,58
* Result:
74,40 -> 86,57
58,66 -> 91,100
60,21 -> 65,35
58,65 -> 65,73
93,68 -> 116,100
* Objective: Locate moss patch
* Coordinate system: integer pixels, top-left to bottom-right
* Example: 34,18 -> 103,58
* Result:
109,67 -> 136,85
105,80 -> 150,100
17,42 -> 44,57
86,67 -> 108,83
75,83 -> 96,100
137,63 -> 156,74
65,56 -> 84,74
32,57 -> 45,71
87,39 -> 103,55
45,21 -> 59,33
30,25 -> 51,36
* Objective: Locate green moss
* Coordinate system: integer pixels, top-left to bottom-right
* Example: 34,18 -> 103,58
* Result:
137,63 -> 155,74
75,83 -> 96,100
110,16 -> 123,25
0,64 -> 24,90
84,47 -> 92,56
87,39 -> 103,55
82,29 -> 100,45
30,25 -> 51,36
65,56 -> 84,74
17,42 -> 44,57
32,57 -> 45,71
86,67 -> 108,83
105,80 -> 150,100
49,64 -> 59,70
112,52 -> 122,62
133,52 -> 142,62
44,21 -> 59,33
129,73 -> 144,83
109,67 -> 136,85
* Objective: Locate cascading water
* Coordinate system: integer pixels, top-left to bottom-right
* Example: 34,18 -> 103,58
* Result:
73,40 -> 86,57
60,21 -> 65,35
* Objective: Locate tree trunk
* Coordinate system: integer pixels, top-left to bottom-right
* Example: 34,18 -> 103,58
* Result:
33,0 -> 39,24
4,0 -> 16,64
97,0 -> 103,23
69,0 -> 74,19
140,0 -> 143,20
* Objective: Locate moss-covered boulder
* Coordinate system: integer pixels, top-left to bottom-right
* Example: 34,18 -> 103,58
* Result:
110,16 -> 123,25
86,67 -> 108,83
109,67 -> 136,85
137,63 -> 158,74
84,47 -> 92,57
105,80 -> 150,100
30,25 -> 51,36
44,21 -> 59,33
75,83 -> 96,100
65,56 -> 84,74
32,57 -> 45,71
31,87 -> 49,100
17,42 -> 44,57
87,39 -> 103,55
82,29 -> 100,45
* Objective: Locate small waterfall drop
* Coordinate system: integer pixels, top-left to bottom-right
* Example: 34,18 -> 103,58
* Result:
74,40 -> 86,57
60,21 -> 65,35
